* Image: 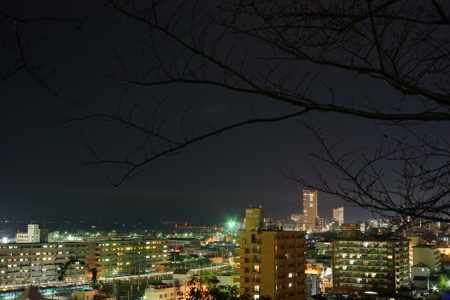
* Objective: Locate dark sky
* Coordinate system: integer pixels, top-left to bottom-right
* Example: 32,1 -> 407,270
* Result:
1,1 -> 445,229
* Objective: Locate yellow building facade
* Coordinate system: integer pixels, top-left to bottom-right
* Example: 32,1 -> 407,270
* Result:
245,207 -> 264,231
237,207 -> 306,300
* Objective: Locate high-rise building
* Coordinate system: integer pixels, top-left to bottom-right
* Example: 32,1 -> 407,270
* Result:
332,235 -> 410,295
302,190 -> 318,230
237,207 -> 306,300
315,217 -> 323,231
332,207 -> 344,226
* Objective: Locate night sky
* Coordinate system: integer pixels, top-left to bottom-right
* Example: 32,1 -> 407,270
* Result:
1,1 -> 446,229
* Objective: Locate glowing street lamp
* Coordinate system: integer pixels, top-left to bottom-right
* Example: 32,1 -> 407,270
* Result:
226,219 -> 237,232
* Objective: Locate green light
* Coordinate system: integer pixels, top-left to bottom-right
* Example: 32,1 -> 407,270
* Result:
226,218 -> 237,231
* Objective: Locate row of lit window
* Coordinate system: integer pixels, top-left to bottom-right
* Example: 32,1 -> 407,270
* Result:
100,241 -> 165,247
102,253 -> 167,262
1,244 -> 66,250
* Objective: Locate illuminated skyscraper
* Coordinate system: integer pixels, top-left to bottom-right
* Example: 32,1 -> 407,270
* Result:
303,190 -> 318,230
333,207 -> 344,226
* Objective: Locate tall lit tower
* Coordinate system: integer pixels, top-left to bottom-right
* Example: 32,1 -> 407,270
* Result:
303,189 -> 318,230
332,207 -> 344,225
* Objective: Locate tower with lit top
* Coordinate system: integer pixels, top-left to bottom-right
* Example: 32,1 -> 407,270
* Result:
303,189 -> 318,231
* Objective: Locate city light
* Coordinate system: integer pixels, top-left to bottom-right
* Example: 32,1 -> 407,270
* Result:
226,218 -> 237,232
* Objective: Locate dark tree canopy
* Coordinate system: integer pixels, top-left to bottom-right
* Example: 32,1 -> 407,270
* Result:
1,0 -> 449,224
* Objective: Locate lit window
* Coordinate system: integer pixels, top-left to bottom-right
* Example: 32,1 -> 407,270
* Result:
288,273 -> 293,278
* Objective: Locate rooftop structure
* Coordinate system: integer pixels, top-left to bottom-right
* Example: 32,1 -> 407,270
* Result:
16,224 -> 48,244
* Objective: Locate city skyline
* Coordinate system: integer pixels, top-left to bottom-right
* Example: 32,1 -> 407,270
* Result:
0,201 -> 362,233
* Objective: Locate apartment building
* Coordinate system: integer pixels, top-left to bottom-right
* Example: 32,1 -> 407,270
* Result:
89,238 -> 169,278
332,239 -> 410,294
412,245 -> 442,273
0,242 -> 88,286
237,207 -> 306,300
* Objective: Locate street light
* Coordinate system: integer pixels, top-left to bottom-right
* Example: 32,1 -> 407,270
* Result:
226,219 -> 237,232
